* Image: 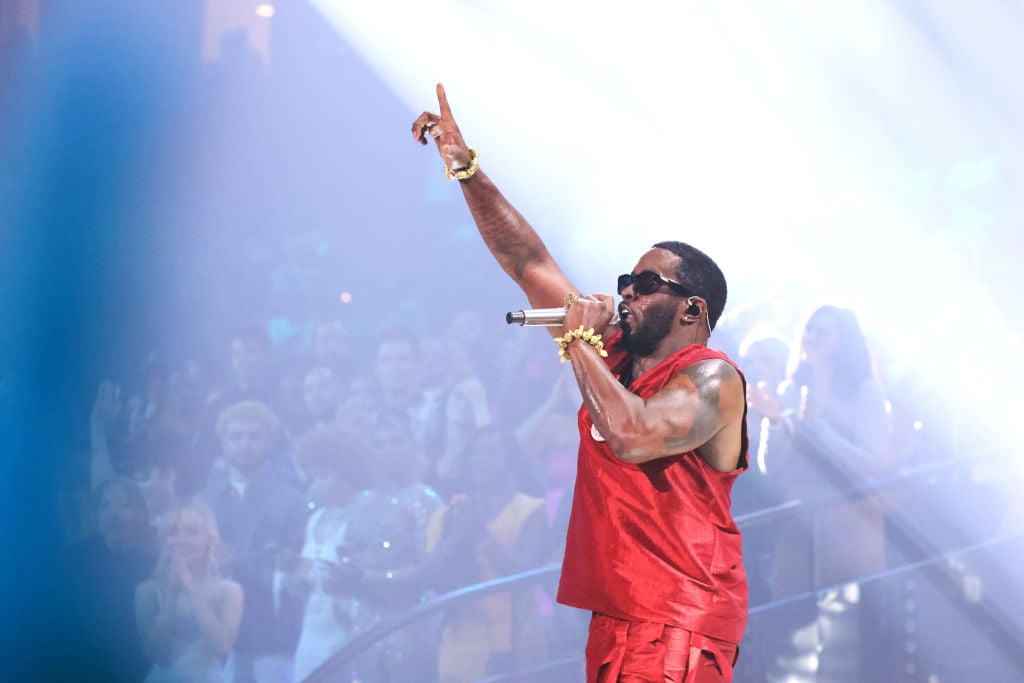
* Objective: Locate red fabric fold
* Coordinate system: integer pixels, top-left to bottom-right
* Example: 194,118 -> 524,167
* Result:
587,613 -> 739,682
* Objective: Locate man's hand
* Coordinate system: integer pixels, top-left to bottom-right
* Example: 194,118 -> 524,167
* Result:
564,294 -> 617,337
411,83 -> 474,171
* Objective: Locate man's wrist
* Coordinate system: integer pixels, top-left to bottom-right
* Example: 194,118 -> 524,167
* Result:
445,147 -> 479,181
556,326 -> 608,363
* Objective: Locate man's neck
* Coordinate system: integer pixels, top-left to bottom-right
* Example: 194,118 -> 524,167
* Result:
631,335 -> 706,379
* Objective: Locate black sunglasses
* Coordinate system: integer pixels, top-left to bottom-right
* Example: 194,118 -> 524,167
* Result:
617,271 -> 697,298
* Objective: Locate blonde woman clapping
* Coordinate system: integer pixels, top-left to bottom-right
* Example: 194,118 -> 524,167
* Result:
135,499 -> 244,683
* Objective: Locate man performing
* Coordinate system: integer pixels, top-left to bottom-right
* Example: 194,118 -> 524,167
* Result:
413,84 -> 749,683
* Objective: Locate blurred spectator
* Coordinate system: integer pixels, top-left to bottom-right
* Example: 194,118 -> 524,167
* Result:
360,411 -> 449,680
91,379 -> 127,488
748,305 -> 894,682
736,329 -> 792,586
753,306 -> 895,586
424,424 -> 550,683
513,372 -> 579,504
286,427 -> 372,681
63,477 -> 159,682
332,372 -> 382,442
365,410 -> 444,551
430,336 -> 494,495
199,400 -> 309,683
89,357 -> 208,489
488,329 -> 562,429
135,498 -> 244,683
730,327 -> 794,676
351,327 -> 446,476
133,439 -> 193,527
279,364 -> 345,443
737,327 -> 793,505
196,329 -> 286,475
89,397 -> 204,531
513,374 -> 588,679
301,366 -> 344,432
372,327 -> 429,416
288,422 -> 442,682
215,332 -> 281,409
312,319 -> 355,386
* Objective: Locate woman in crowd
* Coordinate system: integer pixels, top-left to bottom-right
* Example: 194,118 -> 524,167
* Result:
135,499 -> 244,683
748,304 -> 894,682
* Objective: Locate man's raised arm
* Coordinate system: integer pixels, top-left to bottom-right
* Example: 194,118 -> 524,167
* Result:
412,84 -> 575,317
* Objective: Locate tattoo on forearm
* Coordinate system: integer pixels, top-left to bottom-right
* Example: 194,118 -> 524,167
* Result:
468,187 -> 547,281
486,216 -> 543,279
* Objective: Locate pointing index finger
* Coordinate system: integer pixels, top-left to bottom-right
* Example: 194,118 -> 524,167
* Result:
436,83 -> 453,119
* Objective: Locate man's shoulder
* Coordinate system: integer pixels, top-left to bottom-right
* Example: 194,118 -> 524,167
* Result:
640,344 -> 740,383
675,343 -> 737,366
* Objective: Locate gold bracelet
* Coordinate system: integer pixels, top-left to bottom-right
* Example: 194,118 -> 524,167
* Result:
445,147 -> 479,181
556,325 -> 608,363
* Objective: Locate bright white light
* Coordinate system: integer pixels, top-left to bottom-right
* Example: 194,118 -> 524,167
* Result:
311,0 -> 1024,453
255,4 -> 275,19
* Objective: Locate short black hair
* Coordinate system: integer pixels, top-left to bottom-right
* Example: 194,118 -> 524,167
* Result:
652,241 -> 728,331
293,426 -> 370,490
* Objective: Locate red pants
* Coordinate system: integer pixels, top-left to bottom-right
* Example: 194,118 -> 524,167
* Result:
585,613 -> 739,683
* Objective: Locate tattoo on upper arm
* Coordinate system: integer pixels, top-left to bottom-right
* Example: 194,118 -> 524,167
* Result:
661,364 -> 723,451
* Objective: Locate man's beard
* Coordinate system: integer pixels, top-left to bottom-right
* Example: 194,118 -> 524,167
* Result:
620,300 -> 677,357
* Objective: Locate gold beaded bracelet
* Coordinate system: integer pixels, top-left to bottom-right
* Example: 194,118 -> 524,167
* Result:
556,325 -> 609,363
445,147 -> 479,181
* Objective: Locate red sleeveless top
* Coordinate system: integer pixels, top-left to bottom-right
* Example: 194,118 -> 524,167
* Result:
556,332 -> 749,643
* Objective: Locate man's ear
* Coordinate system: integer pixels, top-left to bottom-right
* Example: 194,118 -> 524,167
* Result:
681,297 -> 702,322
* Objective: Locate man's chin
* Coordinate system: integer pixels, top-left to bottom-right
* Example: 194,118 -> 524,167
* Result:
620,332 -> 642,356
621,329 -> 657,357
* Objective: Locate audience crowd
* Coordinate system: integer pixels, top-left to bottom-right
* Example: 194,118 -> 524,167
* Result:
63,286 -> 996,683
62,272 -> 1024,683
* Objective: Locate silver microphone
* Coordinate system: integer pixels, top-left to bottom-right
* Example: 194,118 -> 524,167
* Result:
505,307 -> 620,327
505,307 -> 568,326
